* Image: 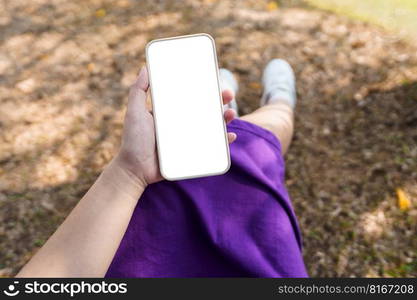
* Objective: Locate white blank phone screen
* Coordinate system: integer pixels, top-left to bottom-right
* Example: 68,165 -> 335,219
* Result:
146,34 -> 230,180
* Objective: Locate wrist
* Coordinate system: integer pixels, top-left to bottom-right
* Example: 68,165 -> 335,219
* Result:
102,157 -> 147,201
114,152 -> 149,186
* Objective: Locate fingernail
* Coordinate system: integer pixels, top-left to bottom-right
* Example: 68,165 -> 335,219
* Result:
228,132 -> 237,143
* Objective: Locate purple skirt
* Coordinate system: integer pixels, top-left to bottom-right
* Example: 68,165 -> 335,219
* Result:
106,119 -> 307,277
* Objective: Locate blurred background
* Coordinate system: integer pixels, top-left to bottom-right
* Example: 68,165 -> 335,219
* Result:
0,0 -> 416,277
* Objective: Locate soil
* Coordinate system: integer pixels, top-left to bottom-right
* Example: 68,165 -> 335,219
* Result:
0,0 -> 416,277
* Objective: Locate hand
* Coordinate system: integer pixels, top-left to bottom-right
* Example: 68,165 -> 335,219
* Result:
113,66 -> 237,187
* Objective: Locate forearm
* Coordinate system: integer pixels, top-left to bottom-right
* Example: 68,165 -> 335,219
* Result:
17,157 -> 145,277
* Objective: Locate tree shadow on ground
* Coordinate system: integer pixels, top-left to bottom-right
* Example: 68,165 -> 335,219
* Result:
288,81 -> 417,276
1,0 -> 417,277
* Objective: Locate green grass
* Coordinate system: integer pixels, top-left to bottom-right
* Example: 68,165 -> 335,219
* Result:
305,0 -> 417,42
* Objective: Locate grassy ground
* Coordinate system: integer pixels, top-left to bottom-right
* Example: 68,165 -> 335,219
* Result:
0,0 -> 417,277
306,0 -> 417,42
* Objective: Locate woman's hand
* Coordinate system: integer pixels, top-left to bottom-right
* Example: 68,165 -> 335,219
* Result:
113,66 -> 237,187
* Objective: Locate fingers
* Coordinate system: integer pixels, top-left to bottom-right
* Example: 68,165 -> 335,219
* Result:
227,132 -> 237,143
222,89 -> 234,105
224,108 -> 236,124
224,107 -> 237,143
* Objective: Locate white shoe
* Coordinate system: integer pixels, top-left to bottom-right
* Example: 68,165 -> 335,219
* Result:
260,59 -> 297,109
219,68 -> 239,116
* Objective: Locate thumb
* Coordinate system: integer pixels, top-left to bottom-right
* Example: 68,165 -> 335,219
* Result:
127,67 -> 149,113
135,66 -> 149,91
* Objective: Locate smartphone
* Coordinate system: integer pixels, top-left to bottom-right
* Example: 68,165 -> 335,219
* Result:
146,33 -> 230,181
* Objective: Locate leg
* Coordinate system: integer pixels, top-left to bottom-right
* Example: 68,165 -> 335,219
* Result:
242,59 -> 296,154
220,59 -> 296,154
241,102 -> 294,154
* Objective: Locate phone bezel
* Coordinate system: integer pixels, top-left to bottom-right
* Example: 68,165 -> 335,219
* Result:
145,33 -> 231,181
